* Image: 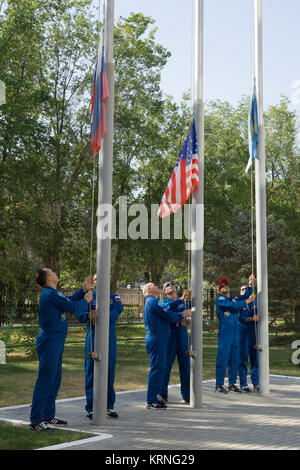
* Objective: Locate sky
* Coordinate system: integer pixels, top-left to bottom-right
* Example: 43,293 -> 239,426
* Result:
94,0 -> 300,115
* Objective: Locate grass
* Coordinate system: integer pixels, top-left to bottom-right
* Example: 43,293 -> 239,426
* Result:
0,421 -> 93,450
1,324 -> 299,408
0,323 -> 299,449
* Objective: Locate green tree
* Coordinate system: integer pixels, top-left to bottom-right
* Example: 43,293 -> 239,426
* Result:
205,206 -> 298,318
203,98 -> 250,231
0,0 -> 299,320
265,97 -> 300,261
0,0 -> 102,291
110,13 -> 176,288
0,0 -> 51,291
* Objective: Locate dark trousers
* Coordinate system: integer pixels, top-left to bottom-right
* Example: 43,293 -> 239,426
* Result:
30,330 -> 66,424
145,331 -> 169,403
161,327 -> 190,399
84,327 -> 117,413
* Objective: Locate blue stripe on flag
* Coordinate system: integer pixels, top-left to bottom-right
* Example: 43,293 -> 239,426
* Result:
246,78 -> 259,173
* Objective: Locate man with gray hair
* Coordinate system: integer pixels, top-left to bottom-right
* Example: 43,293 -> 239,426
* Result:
159,282 -> 191,404
142,282 -> 191,409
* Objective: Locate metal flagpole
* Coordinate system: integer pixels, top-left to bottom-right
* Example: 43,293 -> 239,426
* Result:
254,0 -> 270,395
190,0 -> 204,408
93,0 -> 115,425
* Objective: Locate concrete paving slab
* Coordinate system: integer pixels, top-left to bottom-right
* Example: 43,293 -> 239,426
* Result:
1,375 -> 300,450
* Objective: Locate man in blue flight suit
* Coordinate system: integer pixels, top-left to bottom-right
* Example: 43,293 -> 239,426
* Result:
159,281 -> 191,404
142,282 -> 191,409
238,284 -> 260,392
29,268 -> 94,432
215,275 -> 255,394
76,274 -> 123,419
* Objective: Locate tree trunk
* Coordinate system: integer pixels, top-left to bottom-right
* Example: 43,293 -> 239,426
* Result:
111,244 -> 121,293
294,304 -> 300,324
45,202 -> 66,275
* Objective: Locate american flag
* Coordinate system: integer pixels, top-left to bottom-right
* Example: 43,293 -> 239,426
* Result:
91,39 -> 109,154
158,120 -> 199,218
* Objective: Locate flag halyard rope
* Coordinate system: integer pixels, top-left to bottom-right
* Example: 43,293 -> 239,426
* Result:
250,164 -> 261,351
88,153 -> 97,359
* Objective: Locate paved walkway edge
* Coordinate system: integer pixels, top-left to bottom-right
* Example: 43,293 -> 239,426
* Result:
0,417 -> 113,450
1,375 -> 300,450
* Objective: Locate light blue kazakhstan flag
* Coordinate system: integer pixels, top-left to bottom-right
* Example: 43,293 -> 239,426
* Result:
245,78 -> 259,173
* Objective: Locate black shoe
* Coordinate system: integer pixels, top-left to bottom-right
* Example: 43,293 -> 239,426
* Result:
241,385 -> 251,393
28,421 -> 54,432
161,394 -> 168,403
157,394 -> 168,403
253,385 -> 260,392
146,401 -> 167,409
86,413 -> 93,420
44,417 -> 68,425
182,397 -> 190,404
228,384 -> 242,393
107,409 -> 119,419
215,384 -> 228,394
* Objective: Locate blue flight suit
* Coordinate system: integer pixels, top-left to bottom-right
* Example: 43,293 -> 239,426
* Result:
215,287 -> 252,386
160,297 -> 190,400
238,300 -> 259,387
30,286 -> 88,424
77,292 -> 123,412
144,295 -> 184,404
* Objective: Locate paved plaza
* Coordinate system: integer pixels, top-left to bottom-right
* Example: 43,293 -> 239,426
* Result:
1,375 -> 300,450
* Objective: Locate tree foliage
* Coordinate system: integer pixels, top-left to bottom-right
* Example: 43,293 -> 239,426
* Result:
205,206 -> 299,312
0,1 -> 299,320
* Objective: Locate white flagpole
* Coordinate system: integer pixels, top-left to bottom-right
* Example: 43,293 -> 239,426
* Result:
190,0 -> 204,408
93,0 -> 115,425
254,0 -> 270,395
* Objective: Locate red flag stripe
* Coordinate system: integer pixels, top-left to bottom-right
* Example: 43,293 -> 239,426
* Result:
158,121 -> 199,218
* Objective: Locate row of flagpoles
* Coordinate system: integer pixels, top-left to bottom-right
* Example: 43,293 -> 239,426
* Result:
91,0 -> 269,425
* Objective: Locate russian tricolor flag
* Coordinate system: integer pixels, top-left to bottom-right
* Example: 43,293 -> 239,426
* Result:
91,43 -> 109,153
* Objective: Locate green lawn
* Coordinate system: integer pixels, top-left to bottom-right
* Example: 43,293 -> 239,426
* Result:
0,324 -> 299,450
0,421 -> 92,450
1,324 -> 299,409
